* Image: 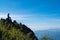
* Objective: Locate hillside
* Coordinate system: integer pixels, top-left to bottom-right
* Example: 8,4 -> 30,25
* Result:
0,14 -> 38,40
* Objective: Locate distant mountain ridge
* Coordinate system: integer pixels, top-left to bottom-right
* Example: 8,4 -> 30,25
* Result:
0,13 -> 38,40
35,29 -> 60,40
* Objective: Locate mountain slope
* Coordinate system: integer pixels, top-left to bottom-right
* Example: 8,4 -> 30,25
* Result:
0,14 -> 38,40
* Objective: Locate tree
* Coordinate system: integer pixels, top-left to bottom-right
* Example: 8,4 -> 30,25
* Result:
41,35 -> 53,40
13,20 -> 17,24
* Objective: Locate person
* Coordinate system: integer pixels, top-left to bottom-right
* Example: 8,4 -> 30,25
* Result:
6,13 -> 12,22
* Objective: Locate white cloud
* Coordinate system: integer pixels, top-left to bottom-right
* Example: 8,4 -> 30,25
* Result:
25,22 -> 60,31
0,13 -> 31,20
0,12 -> 60,31
10,15 -> 28,20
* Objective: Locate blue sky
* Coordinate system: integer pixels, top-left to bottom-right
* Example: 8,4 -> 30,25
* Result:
0,0 -> 60,31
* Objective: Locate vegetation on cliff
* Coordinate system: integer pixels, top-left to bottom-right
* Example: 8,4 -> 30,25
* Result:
0,13 -> 38,40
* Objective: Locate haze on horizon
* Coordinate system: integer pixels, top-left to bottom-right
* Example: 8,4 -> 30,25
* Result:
0,0 -> 60,31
